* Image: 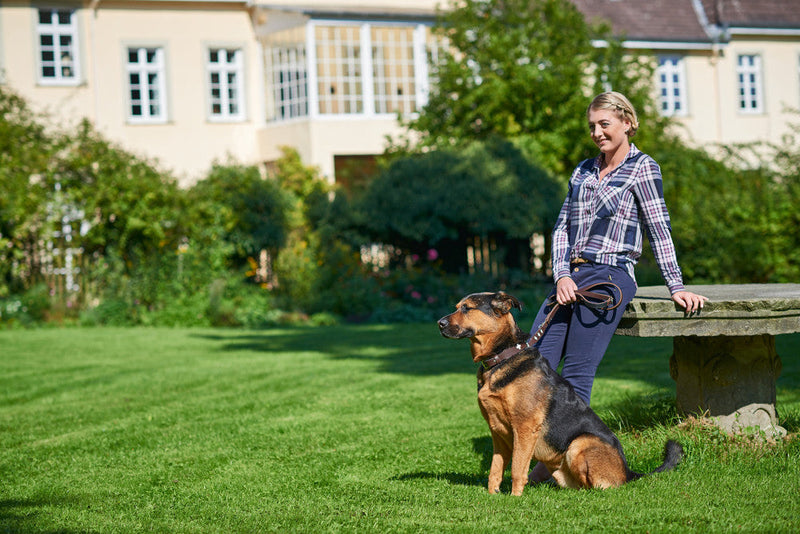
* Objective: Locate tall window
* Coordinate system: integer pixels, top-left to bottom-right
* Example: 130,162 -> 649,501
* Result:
656,55 -> 687,117
371,26 -> 416,114
207,48 -> 245,121
36,8 -> 80,85
736,54 -> 763,113
270,37 -> 309,120
126,47 -> 167,123
316,26 -> 363,114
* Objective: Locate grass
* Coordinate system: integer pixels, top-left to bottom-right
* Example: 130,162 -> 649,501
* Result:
1,324 -> 799,533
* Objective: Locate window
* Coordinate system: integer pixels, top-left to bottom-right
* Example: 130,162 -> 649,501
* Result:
268,30 -> 309,120
371,26 -> 416,114
656,55 -> 688,117
126,47 -> 167,123
315,25 -> 363,114
736,54 -> 763,113
264,22 -> 438,121
36,8 -> 80,85
207,48 -> 245,121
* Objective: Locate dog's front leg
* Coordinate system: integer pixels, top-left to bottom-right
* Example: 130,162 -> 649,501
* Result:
510,429 -> 537,496
487,433 -> 511,494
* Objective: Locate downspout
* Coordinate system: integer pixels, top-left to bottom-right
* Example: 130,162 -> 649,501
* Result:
691,0 -> 727,143
89,0 -> 102,126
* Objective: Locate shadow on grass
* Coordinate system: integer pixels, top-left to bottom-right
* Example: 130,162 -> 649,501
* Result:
194,323 -> 472,376
194,327 -> 800,432
0,496 -> 89,534
391,436 -> 493,490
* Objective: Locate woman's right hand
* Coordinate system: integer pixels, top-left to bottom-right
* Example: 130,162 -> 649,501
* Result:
556,276 -> 579,306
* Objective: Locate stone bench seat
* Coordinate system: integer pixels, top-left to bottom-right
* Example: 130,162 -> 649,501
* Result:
616,283 -> 800,437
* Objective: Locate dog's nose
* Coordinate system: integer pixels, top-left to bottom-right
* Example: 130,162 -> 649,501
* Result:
438,317 -> 449,330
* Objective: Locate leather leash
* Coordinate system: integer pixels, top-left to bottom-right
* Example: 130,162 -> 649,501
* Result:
480,282 -> 623,370
529,282 -> 623,345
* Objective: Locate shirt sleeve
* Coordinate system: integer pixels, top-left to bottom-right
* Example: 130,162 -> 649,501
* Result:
551,182 -> 573,283
632,157 -> 685,293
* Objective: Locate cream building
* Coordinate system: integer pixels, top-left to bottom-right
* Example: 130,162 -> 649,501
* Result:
1,0 -> 799,185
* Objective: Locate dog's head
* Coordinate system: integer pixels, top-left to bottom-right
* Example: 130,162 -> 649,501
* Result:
438,292 -> 522,343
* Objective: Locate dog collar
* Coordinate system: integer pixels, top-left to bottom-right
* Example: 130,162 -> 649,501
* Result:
480,342 -> 529,370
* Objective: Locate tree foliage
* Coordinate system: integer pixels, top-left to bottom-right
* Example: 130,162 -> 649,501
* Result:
188,162 -> 292,262
410,0 -> 663,175
361,137 -> 562,272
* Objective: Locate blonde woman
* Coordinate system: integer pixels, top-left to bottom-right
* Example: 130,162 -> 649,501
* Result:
529,92 -> 707,483
527,92 -> 706,483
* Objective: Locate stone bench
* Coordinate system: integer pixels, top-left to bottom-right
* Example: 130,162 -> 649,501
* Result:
616,283 -> 800,437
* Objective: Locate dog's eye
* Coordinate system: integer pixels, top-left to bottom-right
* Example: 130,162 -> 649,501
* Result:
460,305 -> 472,313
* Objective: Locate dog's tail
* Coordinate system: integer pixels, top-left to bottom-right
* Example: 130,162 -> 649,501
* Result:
627,440 -> 684,482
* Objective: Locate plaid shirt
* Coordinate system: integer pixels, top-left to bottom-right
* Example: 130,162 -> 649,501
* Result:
552,144 -> 685,294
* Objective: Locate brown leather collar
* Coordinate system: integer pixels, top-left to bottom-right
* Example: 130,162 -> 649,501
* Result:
480,342 -> 530,370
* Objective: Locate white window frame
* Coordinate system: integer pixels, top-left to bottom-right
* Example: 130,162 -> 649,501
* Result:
736,54 -> 764,114
269,39 -> 309,121
36,8 -> 81,86
125,46 -> 168,124
267,20 -> 435,121
656,55 -> 688,117
371,25 -> 419,115
206,47 -> 246,122
314,23 -> 365,115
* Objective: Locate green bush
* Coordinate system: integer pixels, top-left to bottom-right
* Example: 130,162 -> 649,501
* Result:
360,138 -> 562,274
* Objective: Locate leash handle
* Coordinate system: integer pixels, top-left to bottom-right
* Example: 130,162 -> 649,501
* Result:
528,282 -> 623,345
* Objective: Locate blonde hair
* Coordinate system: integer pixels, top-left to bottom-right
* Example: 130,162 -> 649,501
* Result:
588,91 -> 639,137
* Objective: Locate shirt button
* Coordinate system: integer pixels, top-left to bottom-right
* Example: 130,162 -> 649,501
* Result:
574,267 -> 580,273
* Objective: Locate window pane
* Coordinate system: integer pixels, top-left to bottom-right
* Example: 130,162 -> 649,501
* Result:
127,47 -> 166,121
372,26 -> 416,114
316,25 -> 363,115
266,27 -> 309,120
207,47 -> 244,120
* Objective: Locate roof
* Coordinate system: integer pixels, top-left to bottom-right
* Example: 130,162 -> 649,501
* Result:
570,0 -> 800,44
697,0 -> 800,30
570,0 -> 712,43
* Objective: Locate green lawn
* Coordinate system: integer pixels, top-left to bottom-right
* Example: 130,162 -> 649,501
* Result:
1,325 -> 799,533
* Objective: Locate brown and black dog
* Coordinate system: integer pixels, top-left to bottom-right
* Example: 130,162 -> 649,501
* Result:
438,291 -> 683,495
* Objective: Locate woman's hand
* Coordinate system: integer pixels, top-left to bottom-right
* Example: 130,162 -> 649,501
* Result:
671,290 -> 708,315
556,276 -> 579,306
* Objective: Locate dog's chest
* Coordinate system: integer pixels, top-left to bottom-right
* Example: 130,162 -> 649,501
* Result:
477,386 -> 513,434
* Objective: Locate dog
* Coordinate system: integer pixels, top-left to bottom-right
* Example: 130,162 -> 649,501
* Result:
437,291 -> 683,495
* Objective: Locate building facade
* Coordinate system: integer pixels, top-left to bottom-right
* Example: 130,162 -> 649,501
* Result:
1,0 -> 799,184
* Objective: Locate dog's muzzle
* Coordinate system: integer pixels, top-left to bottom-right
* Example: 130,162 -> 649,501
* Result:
438,315 -> 472,339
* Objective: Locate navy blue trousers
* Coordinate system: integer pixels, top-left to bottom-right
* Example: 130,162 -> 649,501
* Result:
528,262 -> 637,405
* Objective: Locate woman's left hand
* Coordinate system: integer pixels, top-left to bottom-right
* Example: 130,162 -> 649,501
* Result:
671,290 -> 708,315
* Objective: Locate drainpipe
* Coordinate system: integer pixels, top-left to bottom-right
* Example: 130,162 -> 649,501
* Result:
88,0 -> 101,126
691,0 -> 727,143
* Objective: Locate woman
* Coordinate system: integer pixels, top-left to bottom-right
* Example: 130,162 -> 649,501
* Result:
527,91 -> 706,483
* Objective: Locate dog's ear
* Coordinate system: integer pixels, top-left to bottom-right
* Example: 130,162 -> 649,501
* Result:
491,292 -> 522,316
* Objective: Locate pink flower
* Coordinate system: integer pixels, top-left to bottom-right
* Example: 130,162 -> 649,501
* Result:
427,249 -> 439,261
411,291 -> 422,300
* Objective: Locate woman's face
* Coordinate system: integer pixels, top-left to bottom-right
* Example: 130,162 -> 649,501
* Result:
587,108 -> 631,157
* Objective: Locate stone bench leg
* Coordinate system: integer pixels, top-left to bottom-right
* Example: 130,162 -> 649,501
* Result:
669,334 -> 786,437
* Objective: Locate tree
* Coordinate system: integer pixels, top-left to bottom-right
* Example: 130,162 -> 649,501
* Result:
0,87 -> 53,297
188,162 -> 292,264
408,0 -> 664,175
360,137 -> 562,274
